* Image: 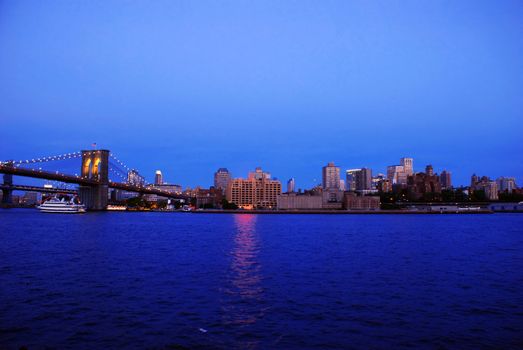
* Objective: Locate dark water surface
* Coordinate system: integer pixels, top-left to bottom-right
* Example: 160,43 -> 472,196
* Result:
1,210 -> 523,349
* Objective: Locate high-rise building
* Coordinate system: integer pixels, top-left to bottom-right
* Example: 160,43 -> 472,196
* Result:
226,168 -> 282,209
485,181 -> 499,201
346,169 -> 360,191
346,168 -> 372,191
287,178 -> 296,193
339,179 -> 346,191
356,168 -> 372,191
496,177 -> 517,193
425,165 -> 434,176
214,168 -> 231,192
322,162 -> 340,190
401,157 -> 414,175
387,165 -> 406,185
440,170 -> 452,189
127,169 -> 145,187
387,157 -> 414,185
471,174 -> 500,200
471,174 -> 479,189
154,170 -> 163,185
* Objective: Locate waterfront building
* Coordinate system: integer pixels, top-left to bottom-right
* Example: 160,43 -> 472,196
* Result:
322,162 -> 340,190
287,178 -> 296,193
214,168 -> 231,193
115,189 -> 138,201
226,168 -> 282,209
322,189 -> 344,209
440,170 -> 452,190
194,187 -> 224,208
154,170 -> 163,185
343,192 -> 380,210
277,193 -> 323,210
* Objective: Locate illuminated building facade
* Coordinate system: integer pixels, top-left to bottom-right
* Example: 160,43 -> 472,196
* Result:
226,168 -> 282,209
154,170 -> 163,185
214,168 -> 231,193
322,162 -> 340,190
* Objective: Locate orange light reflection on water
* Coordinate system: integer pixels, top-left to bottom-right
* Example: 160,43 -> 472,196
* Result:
223,214 -> 266,327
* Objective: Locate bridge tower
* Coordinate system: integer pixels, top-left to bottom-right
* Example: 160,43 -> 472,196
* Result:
79,150 -> 109,210
1,162 -> 14,205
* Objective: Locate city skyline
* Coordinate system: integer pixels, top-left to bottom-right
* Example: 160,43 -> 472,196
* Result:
1,148 -> 520,191
1,1 -> 522,187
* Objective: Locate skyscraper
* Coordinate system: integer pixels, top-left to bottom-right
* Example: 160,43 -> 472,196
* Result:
154,170 -> 163,185
127,169 -> 145,187
471,174 -> 479,189
440,170 -> 452,189
387,165 -> 407,185
346,169 -> 359,191
356,168 -> 372,191
214,168 -> 231,192
287,178 -> 296,193
401,157 -> 414,175
322,162 -> 340,190
485,181 -> 499,200
387,157 -> 414,185
346,168 -> 372,191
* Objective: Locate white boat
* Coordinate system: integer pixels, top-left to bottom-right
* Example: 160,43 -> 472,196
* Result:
37,196 -> 86,213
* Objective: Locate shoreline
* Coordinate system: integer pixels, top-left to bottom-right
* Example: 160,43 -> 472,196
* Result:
188,209 -> 494,214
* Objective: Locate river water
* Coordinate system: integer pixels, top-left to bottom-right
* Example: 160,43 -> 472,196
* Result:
1,210 -> 522,349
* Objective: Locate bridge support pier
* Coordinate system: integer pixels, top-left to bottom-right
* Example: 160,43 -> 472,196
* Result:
79,185 -> 108,211
79,150 -> 110,211
1,172 -> 13,205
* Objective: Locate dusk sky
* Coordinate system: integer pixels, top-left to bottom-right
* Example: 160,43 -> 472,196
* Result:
1,0 -> 522,188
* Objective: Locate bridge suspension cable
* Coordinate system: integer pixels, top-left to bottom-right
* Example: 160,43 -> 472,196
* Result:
1,151 -> 83,166
109,153 -> 150,185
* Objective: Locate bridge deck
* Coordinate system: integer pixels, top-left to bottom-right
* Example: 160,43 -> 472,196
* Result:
0,165 -> 186,200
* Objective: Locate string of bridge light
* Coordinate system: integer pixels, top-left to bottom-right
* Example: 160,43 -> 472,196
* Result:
109,153 -> 132,172
109,163 -> 129,182
0,152 -> 83,166
109,154 -> 151,185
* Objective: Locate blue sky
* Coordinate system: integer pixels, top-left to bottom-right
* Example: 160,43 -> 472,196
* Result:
1,0 -> 522,188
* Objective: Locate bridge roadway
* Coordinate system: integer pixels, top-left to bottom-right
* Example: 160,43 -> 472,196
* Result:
0,164 -> 186,200
0,184 -> 77,194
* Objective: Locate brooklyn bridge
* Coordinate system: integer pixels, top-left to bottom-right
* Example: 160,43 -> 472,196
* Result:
0,149 -> 186,210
